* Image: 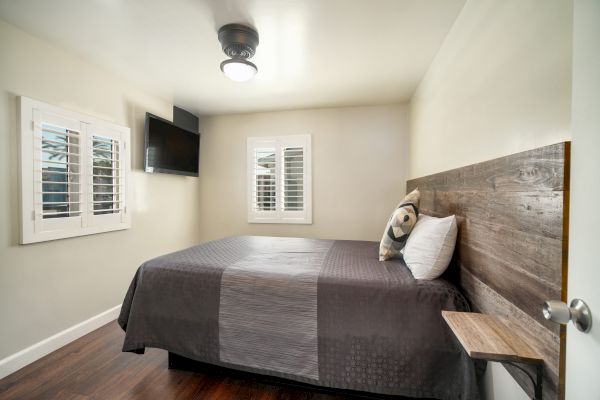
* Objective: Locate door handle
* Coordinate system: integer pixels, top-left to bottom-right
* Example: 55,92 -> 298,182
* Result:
543,299 -> 592,333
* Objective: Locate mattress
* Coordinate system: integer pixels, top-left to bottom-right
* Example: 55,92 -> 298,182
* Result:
118,235 -> 479,399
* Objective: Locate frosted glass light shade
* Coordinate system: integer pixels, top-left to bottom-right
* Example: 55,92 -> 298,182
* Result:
220,59 -> 258,82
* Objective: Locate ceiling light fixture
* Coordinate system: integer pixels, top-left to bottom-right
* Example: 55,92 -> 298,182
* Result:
217,23 -> 259,82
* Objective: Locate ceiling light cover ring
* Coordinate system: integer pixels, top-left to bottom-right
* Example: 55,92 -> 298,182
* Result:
220,59 -> 258,82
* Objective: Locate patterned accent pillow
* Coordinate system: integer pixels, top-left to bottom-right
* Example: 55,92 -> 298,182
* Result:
379,189 -> 420,261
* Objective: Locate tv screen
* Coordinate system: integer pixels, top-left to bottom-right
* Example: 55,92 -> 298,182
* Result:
144,113 -> 200,177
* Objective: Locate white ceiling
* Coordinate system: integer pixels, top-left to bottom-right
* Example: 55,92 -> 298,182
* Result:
0,0 -> 465,115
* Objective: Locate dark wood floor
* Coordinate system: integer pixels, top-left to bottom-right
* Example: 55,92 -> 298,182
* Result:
0,321 -> 419,400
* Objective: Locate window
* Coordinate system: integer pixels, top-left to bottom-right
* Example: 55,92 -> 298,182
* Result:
247,135 -> 312,224
20,96 -> 131,244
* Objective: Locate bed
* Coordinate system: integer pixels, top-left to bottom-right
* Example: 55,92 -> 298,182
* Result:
118,235 -> 480,399
119,142 -> 569,400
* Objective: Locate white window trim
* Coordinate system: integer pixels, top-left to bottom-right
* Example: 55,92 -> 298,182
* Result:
19,96 -> 131,244
247,135 -> 312,224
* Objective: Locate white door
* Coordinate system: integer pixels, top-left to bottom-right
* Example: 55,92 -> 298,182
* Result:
566,1 -> 600,399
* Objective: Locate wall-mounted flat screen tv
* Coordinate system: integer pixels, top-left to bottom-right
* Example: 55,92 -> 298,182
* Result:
144,113 -> 200,177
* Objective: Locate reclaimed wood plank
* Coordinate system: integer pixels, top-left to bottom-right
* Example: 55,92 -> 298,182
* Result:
407,142 -> 566,193
457,241 -> 561,332
442,311 -> 543,364
458,218 -> 562,287
418,190 -> 564,240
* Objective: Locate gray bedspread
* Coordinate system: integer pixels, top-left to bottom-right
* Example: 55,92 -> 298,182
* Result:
118,236 -> 479,399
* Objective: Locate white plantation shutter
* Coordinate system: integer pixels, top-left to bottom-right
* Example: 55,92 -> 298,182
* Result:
20,97 -> 130,244
92,135 -> 122,215
247,135 -> 311,224
87,122 -> 129,229
39,125 -> 82,222
253,147 -> 277,212
282,146 -> 304,211
32,111 -> 85,236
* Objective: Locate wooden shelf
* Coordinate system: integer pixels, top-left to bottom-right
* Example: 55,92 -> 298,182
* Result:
442,311 -> 543,365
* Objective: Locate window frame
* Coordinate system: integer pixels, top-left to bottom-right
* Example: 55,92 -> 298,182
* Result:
19,96 -> 131,244
247,135 -> 312,224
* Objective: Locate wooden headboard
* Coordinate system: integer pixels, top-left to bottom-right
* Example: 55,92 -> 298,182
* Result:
406,142 -> 570,400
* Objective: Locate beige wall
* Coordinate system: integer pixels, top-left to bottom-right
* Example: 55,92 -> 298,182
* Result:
0,20 -> 203,359
409,0 -> 572,179
198,104 -> 409,243
408,1 -> 573,399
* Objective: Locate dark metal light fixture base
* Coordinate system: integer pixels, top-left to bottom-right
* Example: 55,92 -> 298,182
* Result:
218,23 -> 259,59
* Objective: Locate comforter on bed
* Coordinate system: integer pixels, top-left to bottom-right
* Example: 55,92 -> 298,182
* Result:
118,236 -> 479,399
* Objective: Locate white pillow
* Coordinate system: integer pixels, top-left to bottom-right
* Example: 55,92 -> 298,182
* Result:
402,214 -> 458,280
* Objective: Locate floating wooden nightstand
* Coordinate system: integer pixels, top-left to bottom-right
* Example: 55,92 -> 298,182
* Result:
442,311 -> 544,400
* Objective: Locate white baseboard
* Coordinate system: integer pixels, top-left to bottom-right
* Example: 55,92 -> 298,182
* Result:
0,304 -> 122,380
